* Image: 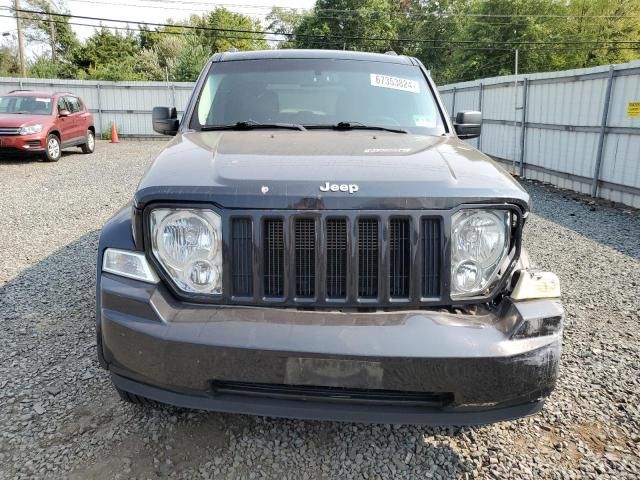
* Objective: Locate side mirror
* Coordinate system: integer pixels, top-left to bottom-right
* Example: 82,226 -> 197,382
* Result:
59,109 -> 70,117
152,106 -> 179,136
454,111 -> 482,139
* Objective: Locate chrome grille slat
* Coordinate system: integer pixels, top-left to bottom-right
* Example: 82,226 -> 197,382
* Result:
0,128 -> 20,135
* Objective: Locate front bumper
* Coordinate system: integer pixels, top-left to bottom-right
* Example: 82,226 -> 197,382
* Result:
98,273 -> 563,425
0,134 -> 45,153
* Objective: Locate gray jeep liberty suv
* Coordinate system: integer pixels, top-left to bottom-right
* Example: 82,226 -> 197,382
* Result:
96,49 -> 563,425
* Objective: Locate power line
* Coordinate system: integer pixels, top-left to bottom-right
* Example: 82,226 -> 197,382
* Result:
11,0 -> 640,20
61,0 -> 631,31
5,6 -> 640,47
81,0 -> 640,19
2,12 -> 638,54
57,0 -> 640,30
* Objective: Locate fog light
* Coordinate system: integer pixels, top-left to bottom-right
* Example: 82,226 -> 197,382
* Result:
186,260 -> 220,292
453,260 -> 482,293
512,316 -> 562,339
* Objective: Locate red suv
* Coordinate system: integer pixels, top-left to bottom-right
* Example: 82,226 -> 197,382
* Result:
0,90 -> 95,162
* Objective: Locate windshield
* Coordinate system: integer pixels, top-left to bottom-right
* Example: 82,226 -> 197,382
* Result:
0,95 -> 54,115
191,58 -> 447,135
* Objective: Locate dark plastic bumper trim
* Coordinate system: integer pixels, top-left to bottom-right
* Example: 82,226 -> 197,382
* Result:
111,373 -> 545,426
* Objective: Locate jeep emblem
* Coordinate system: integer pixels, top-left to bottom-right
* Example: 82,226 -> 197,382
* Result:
320,182 -> 359,194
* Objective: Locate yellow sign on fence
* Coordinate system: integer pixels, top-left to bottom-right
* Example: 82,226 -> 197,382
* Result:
628,102 -> 640,117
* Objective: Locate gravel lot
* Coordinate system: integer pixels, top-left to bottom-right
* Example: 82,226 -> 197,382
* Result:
0,141 -> 638,480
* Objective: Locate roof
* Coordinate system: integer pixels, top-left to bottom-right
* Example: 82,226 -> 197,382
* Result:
5,90 -> 61,97
216,49 -> 414,65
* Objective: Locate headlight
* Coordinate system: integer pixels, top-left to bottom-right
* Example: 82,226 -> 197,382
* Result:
19,124 -> 43,135
451,209 -> 510,297
150,209 -> 223,294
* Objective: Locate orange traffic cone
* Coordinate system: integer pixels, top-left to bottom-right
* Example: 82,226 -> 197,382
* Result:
110,123 -> 120,144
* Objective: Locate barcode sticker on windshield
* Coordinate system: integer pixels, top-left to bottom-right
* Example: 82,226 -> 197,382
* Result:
36,98 -> 51,103
370,74 -> 420,93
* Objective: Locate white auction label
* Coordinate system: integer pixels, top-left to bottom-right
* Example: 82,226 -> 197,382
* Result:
370,73 -> 420,93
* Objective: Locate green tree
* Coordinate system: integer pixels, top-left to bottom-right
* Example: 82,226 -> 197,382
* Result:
0,44 -> 20,77
172,34 -> 209,81
29,56 -> 81,79
266,7 -> 308,48
133,48 -> 164,81
21,0 -> 79,61
395,0 -> 470,84
291,0 -> 402,51
563,0 -> 640,68
450,0 -> 568,81
191,8 -> 267,54
151,33 -> 186,76
72,28 -> 140,78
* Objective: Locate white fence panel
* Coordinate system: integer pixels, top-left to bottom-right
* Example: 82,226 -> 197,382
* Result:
0,77 -> 195,138
438,61 -> 640,209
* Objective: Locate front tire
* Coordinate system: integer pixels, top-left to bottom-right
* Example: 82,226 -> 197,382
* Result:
44,134 -> 61,162
115,385 -> 155,406
81,129 -> 95,154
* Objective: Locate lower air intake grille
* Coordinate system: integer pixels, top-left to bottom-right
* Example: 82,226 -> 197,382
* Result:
211,381 -> 454,407
358,219 -> 379,298
295,219 -> 316,297
390,218 -> 411,298
264,219 -> 284,297
231,218 -> 253,296
326,219 -> 347,298
422,218 -> 441,297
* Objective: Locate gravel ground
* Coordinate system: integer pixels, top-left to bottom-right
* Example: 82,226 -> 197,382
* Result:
0,141 -> 638,480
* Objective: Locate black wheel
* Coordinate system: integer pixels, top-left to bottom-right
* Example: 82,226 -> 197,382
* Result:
81,129 -> 95,154
115,386 -> 155,406
43,134 -> 61,162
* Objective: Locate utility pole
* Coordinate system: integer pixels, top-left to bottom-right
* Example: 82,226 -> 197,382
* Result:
49,13 -> 56,61
512,48 -> 519,175
49,0 -> 57,62
14,0 -> 26,76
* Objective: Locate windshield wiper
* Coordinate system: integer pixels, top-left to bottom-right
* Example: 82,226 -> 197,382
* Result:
305,121 -> 408,134
201,120 -> 306,131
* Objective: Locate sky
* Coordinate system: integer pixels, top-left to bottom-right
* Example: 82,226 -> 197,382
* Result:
0,0 -> 315,58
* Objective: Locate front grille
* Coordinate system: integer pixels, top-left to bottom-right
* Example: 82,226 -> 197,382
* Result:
295,219 -> 316,297
389,218 -> 411,298
358,219 -> 379,298
211,381 -> 453,407
0,127 -> 20,135
231,218 -> 253,296
422,218 -> 441,297
264,219 -> 284,297
326,219 -> 347,298
229,212 -> 443,306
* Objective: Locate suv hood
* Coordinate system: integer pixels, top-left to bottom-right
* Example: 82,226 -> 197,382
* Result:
0,113 -> 49,128
135,131 -> 529,211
